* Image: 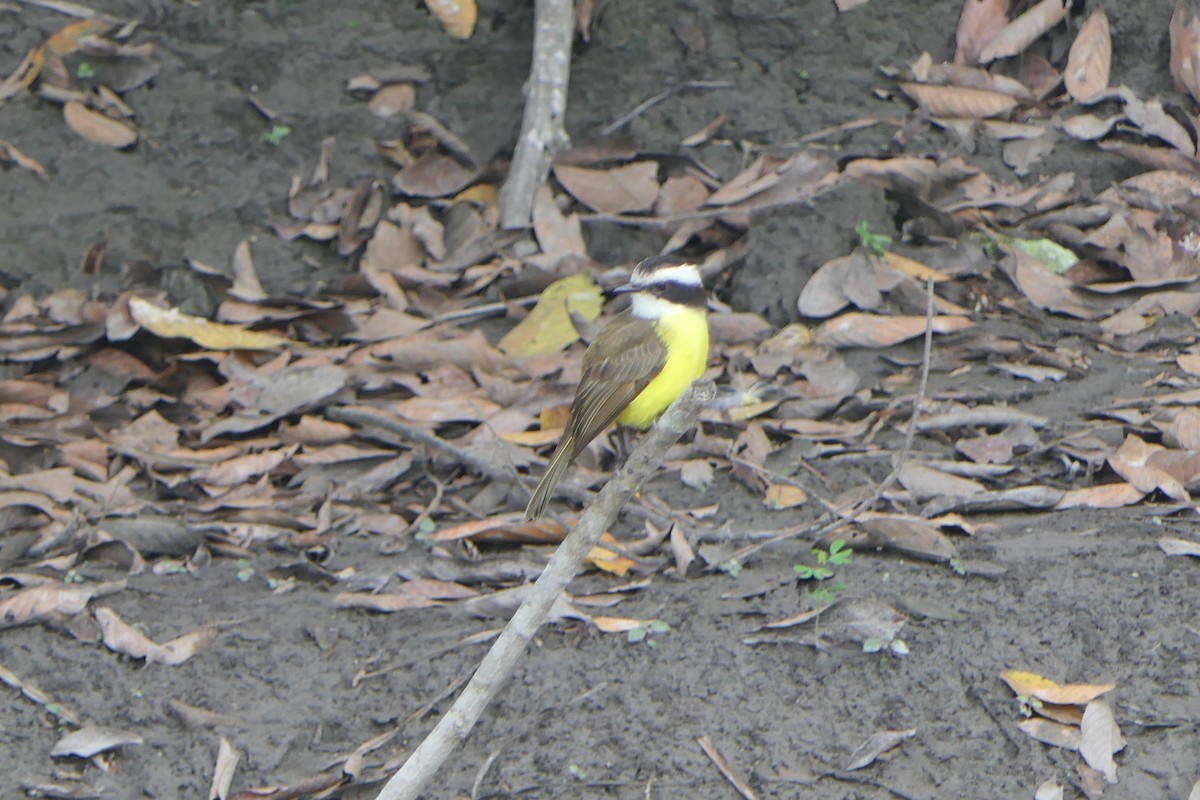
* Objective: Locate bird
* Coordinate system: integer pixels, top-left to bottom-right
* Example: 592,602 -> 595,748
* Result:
524,255 -> 710,520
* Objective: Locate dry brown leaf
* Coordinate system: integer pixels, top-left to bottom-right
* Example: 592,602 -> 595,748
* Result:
424,0 -> 477,38
999,247 -> 1109,319
128,297 -> 288,350
46,18 -> 114,55
849,515 -> 958,562
95,607 -> 215,665
369,83 -> 415,118
1158,536 -> 1200,557
955,0 -> 1010,65
64,100 -> 137,149
198,445 -> 299,486
1053,482 -> 1145,510
1171,0 -> 1200,104
393,152 -> 479,198
334,592 -> 440,611
229,240 -> 267,303
1118,88 -> 1196,155
0,584 -> 95,629
813,313 -> 973,348
1065,10 -> 1110,104
1018,717 -> 1082,750
844,728 -> 917,771
51,725 -> 143,759
1108,433 -> 1189,502
1000,670 -> 1117,705
899,82 -> 1018,119
0,47 -> 45,106
0,139 -> 47,179
531,185 -> 587,258
978,0 -> 1071,63
763,483 -> 807,510
553,161 -> 660,214
1079,699 -> 1121,783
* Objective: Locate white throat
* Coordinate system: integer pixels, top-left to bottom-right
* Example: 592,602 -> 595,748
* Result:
630,292 -> 679,320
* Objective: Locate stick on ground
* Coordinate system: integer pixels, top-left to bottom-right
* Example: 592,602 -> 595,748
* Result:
373,380 -> 716,800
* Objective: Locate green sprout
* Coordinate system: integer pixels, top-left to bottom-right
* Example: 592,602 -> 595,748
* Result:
794,539 -> 852,606
1016,694 -> 1044,718
235,558 -> 255,583
864,633 -> 909,659
949,556 -> 966,577
719,559 -> 742,578
856,220 -> 892,257
260,124 -> 292,146
76,62 -> 96,79
627,619 -> 670,646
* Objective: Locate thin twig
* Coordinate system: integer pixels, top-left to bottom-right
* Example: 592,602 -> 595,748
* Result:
372,381 -> 716,800
599,80 -> 735,137
696,734 -> 760,800
499,0 -> 574,229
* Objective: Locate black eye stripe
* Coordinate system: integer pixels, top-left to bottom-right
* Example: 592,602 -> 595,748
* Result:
649,280 -> 707,307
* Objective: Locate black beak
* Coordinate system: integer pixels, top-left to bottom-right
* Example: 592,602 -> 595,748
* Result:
608,283 -> 637,296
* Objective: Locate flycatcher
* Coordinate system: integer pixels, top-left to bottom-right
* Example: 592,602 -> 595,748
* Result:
525,255 -> 710,520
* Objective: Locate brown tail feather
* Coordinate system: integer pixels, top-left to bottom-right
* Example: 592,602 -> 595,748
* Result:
525,436 -> 575,520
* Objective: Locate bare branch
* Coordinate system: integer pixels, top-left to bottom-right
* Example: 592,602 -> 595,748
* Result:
372,380 -> 716,800
498,0 -> 574,230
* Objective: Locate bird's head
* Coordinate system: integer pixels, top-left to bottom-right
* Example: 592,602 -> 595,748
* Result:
613,255 -> 707,319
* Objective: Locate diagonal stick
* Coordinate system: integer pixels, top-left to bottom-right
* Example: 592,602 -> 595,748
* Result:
373,380 -> 716,800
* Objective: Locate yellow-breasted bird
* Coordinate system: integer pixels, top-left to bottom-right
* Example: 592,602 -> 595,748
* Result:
524,255 -> 710,520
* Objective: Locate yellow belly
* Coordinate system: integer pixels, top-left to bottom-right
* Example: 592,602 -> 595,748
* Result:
616,308 -> 709,429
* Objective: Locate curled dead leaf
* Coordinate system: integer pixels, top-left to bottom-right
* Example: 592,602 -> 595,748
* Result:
814,312 -> 973,348
64,100 -> 137,149
978,0 -> 1071,63
899,82 -> 1019,119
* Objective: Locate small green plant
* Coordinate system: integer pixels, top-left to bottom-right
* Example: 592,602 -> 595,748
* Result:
627,619 -> 670,646
794,539 -> 851,606
949,556 -> 966,577
1016,694 -> 1044,718
719,559 -> 742,578
855,220 -> 892,257
63,569 -> 84,584
863,632 -> 909,659
260,124 -> 292,146
235,558 -> 255,583
76,62 -> 96,79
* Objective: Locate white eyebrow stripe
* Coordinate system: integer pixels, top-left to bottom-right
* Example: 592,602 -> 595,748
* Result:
635,264 -> 702,287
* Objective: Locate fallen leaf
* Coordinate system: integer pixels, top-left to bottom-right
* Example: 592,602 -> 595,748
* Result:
979,0 -> 1071,63
425,0 -> 477,38
95,607 -> 215,665
128,297 -> 289,350
64,100 -> 137,149
497,273 -> 602,356
955,0 -> 1010,65
531,185 -> 587,258
1065,10 -> 1110,104
763,483 -> 807,510
0,139 -> 47,179
1158,537 -> 1200,557
393,152 -> 479,198
1108,433 -> 1189,502
844,728 -> 917,771
0,584 -> 95,629
1171,0 -> 1200,105
813,313 -> 973,348
1018,717 -> 1082,750
899,82 -> 1018,119
1000,670 -> 1117,705
52,725 -> 143,759
1079,698 -> 1120,783
553,161 -> 660,214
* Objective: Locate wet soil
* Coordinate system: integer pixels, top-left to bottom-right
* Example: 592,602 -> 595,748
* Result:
3,1 -> 1200,799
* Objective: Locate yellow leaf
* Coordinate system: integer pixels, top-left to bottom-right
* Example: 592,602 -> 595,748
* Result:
883,252 -> 951,283
454,183 -> 499,207
1000,669 -> 1117,705
497,274 -> 602,357
128,297 -> 289,351
587,533 -> 635,577
424,0 -> 476,38
763,483 -> 808,510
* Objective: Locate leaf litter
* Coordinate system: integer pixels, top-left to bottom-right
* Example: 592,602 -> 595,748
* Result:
5,2 -> 1200,796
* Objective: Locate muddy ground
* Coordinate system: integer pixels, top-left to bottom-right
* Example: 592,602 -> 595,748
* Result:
3,1 -> 1200,799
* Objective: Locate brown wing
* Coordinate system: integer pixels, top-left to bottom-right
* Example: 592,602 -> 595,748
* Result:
564,310 -> 665,458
